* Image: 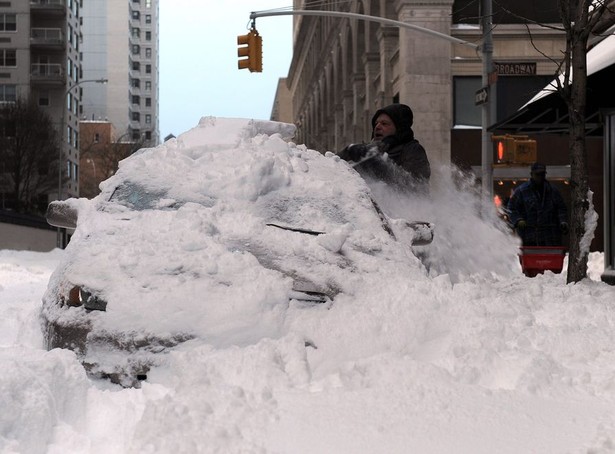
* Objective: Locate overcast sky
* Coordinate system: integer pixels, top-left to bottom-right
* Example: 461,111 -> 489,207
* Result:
158,1 -> 294,139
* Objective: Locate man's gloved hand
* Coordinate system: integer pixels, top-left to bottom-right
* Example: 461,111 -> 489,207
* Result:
516,220 -> 527,230
338,143 -> 370,162
560,222 -> 569,235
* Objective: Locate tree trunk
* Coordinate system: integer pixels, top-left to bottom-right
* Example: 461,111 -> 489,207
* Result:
565,9 -> 590,283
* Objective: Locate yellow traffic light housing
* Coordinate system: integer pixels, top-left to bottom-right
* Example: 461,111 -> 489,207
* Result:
494,135 -> 516,163
492,134 -> 537,164
237,29 -> 262,72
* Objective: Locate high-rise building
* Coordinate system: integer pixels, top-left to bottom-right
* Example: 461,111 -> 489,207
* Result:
2,0 -> 83,200
81,0 -> 160,145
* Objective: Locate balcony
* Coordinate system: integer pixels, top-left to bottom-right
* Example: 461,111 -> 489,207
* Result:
30,28 -> 64,48
31,63 -> 64,85
30,0 -> 66,15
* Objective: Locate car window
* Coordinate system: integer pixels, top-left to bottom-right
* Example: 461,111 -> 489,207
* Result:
108,182 -> 179,211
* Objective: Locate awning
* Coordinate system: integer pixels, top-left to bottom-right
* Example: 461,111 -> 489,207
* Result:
490,34 -> 615,136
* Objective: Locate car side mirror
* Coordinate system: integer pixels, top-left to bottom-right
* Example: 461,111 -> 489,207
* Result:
390,219 -> 434,246
46,201 -> 78,229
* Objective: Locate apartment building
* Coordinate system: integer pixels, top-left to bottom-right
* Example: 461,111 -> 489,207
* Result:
81,0 -> 159,145
1,0 -> 82,200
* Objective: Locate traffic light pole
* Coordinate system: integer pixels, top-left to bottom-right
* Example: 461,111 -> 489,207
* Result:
480,0 -> 494,205
249,10 -> 479,49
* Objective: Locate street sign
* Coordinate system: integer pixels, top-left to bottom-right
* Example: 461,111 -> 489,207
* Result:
494,62 -> 536,76
475,86 -> 489,106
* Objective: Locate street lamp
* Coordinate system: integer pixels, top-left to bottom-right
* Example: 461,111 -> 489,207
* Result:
57,77 -> 107,248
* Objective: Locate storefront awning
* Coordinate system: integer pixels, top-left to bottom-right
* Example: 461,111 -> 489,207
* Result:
491,34 -> 615,136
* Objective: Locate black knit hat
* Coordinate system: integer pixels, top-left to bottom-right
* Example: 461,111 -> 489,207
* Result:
531,162 -> 546,173
371,104 -> 414,132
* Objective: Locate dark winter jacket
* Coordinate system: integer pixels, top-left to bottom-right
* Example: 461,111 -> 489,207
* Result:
507,180 -> 568,246
338,104 -> 430,194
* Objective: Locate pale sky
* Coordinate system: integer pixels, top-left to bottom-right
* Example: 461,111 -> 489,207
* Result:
158,1 -> 294,139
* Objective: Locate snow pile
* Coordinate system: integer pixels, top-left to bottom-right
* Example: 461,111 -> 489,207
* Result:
580,189 -> 599,258
1,117 -> 615,453
44,117 -> 425,354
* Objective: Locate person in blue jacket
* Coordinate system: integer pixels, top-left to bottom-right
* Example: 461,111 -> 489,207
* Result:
507,162 -> 569,246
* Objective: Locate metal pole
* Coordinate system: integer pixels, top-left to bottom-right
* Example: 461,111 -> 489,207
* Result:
57,78 -> 107,249
481,0 -> 494,206
250,10 -> 479,49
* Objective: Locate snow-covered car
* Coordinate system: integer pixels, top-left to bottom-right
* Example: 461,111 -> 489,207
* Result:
42,117 -> 433,387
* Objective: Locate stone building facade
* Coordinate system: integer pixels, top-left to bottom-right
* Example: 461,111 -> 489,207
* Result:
285,0 -> 566,167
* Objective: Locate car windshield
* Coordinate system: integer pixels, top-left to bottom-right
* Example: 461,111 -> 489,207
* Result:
108,182 -> 180,211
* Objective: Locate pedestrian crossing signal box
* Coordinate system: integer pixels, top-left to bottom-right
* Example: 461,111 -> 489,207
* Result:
493,134 -> 537,164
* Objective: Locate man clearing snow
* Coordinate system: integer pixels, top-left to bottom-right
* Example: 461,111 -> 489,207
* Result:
337,103 -> 431,195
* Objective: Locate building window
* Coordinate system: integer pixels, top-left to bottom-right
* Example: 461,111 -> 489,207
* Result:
145,81 -> 151,91
94,133 -> 100,143
0,14 -> 16,32
132,130 -> 140,140
495,75 -> 553,123
132,61 -> 140,71
145,114 -> 151,124
0,117 -> 16,137
132,112 -> 140,121
132,10 -> 140,20
39,92 -> 50,106
132,27 -> 140,38
132,95 -> 140,105
145,31 -> 151,41
145,131 -> 151,140
132,44 -> 140,55
145,0 -> 151,8
145,48 -> 152,58
73,163 -> 79,182
0,84 -> 15,102
145,97 -> 151,107
131,78 -> 140,88
453,76 -> 481,127
145,14 -> 151,24
145,64 -> 151,74
0,49 -> 16,67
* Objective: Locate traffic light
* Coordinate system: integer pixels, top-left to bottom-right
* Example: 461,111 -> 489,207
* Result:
494,135 -> 516,163
237,29 -> 262,73
492,134 -> 537,164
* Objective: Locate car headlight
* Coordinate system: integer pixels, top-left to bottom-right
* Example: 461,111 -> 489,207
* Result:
65,286 -> 107,311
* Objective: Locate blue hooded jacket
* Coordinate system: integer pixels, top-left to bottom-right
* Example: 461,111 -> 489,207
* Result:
507,179 -> 568,246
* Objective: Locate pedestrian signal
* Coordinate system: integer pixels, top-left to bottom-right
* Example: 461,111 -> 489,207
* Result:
493,134 -> 537,164
237,29 -> 262,73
